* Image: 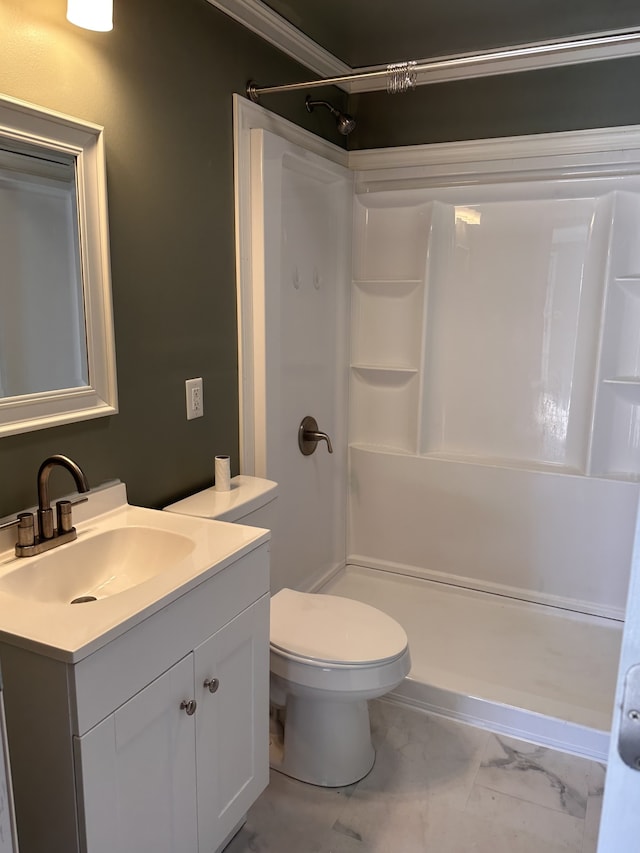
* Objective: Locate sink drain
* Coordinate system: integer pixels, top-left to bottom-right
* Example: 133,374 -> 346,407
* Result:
70,595 -> 97,604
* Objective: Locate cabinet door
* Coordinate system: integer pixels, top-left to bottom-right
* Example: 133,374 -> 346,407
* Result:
194,595 -> 269,852
75,654 -> 198,853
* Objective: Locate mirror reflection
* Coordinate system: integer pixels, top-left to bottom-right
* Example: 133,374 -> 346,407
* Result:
0,142 -> 88,399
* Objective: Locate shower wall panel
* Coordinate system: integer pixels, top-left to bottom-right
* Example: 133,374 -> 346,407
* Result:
252,130 -> 352,593
349,446 -> 638,618
348,177 -> 640,616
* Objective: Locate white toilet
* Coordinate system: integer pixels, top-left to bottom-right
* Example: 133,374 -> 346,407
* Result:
165,475 -> 411,787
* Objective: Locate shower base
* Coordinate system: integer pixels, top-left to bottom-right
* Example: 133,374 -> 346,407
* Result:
320,565 -> 622,762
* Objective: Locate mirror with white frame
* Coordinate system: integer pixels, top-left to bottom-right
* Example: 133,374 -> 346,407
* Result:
0,93 -> 117,436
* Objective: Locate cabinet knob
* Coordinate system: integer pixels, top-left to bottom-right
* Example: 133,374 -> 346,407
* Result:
180,699 -> 197,716
203,677 -> 219,694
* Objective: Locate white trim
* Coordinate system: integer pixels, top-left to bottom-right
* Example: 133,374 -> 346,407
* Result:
0,93 -> 117,437
382,688 -> 609,763
349,124 -> 640,171
208,1 -> 640,93
232,96 -> 346,472
234,97 -> 348,168
206,0 -> 350,85
348,124 -> 640,194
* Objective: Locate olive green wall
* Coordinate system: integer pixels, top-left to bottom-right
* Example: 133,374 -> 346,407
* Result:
348,56 -> 640,149
0,0 -> 345,518
3,0 -> 640,517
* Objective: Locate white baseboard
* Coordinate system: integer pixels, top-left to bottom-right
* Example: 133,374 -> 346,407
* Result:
381,680 -> 609,763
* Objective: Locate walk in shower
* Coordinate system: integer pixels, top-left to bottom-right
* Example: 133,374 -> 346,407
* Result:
235,98 -> 640,760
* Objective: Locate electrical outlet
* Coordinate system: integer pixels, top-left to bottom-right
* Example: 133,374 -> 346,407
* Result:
185,377 -> 204,420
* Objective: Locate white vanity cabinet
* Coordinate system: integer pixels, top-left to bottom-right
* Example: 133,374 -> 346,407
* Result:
77,654 -> 199,853
0,541 -> 270,853
77,598 -> 268,853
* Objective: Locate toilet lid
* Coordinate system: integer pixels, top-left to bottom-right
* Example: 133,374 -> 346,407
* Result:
270,589 -> 408,666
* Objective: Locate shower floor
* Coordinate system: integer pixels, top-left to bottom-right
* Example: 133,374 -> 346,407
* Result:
320,565 -> 622,761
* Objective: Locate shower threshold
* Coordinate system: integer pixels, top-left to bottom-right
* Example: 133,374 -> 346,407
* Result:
320,565 -> 621,762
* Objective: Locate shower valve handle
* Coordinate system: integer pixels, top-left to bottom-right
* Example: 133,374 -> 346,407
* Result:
299,416 -> 333,455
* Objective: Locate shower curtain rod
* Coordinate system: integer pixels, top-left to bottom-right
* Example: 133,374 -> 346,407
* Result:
247,28 -> 640,100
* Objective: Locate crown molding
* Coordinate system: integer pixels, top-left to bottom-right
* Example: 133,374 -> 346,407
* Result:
205,0 -> 351,85
209,1 -> 640,95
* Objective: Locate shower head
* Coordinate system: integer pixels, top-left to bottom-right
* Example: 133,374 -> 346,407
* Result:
305,96 -> 356,136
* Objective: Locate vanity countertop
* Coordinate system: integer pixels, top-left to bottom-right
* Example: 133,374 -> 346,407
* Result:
0,482 -> 269,664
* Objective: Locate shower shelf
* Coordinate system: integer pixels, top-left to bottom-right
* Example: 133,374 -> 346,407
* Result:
348,442 -> 415,456
351,280 -> 424,373
601,378 -> 640,403
353,279 -> 423,289
351,365 -> 418,383
350,368 -> 419,452
616,277 -> 640,299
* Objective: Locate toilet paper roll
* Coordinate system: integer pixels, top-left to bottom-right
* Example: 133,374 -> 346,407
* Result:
215,455 -> 231,492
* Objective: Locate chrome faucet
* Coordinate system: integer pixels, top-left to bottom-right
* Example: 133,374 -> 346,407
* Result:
0,454 -> 90,558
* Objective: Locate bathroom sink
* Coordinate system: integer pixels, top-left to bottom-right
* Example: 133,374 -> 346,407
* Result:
0,526 -> 195,605
0,481 -> 270,662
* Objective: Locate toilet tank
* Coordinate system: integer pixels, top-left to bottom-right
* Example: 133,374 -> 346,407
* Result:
164,475 -> 278,529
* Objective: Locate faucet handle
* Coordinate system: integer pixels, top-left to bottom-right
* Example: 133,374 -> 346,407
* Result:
17,513 -> 35,547
0,513 -> 35,548
56,501 -> 73,534
55,497 -> 88,534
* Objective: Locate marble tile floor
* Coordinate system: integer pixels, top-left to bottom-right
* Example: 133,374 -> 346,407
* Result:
225,699 -> 605,853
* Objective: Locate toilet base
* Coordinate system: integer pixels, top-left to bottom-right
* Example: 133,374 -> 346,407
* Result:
269,695 -> 375,787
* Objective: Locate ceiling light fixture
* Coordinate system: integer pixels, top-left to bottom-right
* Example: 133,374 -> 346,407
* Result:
66,0 -> 113,32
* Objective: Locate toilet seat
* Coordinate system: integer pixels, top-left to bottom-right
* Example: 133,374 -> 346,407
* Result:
271,644 -> 408,670
270,588 -> 408,666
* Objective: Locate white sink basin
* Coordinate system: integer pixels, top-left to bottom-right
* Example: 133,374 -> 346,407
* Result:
0,481 -> 270,662
0,526 -> 195,604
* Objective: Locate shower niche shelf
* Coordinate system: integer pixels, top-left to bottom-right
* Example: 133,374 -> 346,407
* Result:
352,199 -> 432,282
349,368 -> 419,453
350,365 -> 419,377
349,276 -> 425,452
353,279 -> 423,287
589,195 -> 640,480
602,378 -> 640,393
351,280 -> 424,372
